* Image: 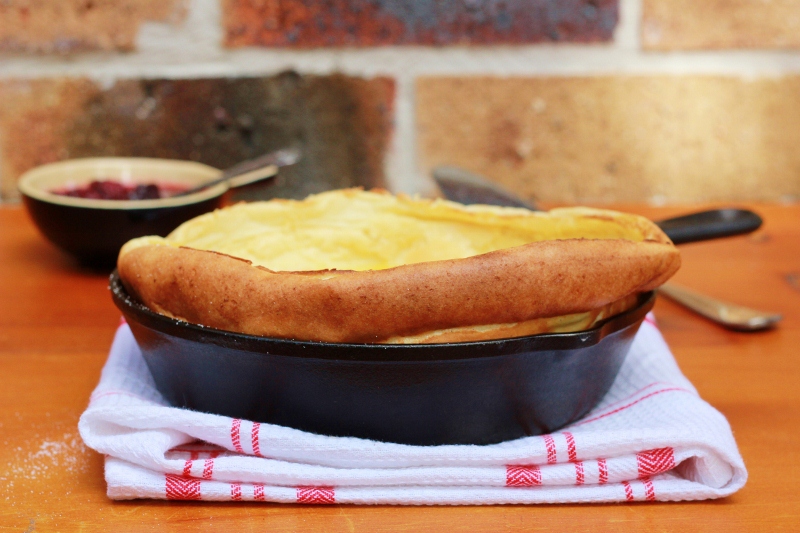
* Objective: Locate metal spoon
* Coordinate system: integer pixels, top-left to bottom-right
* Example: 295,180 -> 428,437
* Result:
173,147 -> 301,197
432,165 -> 781,331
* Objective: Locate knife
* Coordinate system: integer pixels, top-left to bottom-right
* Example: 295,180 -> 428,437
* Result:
432,166 -> 763,245
432,165 -> 781,331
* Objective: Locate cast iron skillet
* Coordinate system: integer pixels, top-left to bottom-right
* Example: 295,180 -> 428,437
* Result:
111,272 -> 655,446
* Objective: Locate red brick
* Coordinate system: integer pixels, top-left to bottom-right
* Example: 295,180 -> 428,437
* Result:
643,0 -> 800,50
223,0 -> 618,48
0,80 -> 98,199
0,74 -> 395,201
417,76 -> 800,204
0,0 -> 184,54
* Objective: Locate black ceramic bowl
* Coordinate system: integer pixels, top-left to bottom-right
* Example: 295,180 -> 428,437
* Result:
18,158 -> 228,267
111,272 -> 654,445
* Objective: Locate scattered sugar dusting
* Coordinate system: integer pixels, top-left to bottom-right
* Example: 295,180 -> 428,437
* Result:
1,428 -> 93,505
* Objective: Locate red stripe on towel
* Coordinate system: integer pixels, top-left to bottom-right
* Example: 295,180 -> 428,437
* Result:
642,477 -> 656,501
622,480 -> 634,501
231,483 -> 242,501
252,422 -> 261,456
202,451 -> 220,480
598,458 -> 608,484
231,419 -> 244,453
637,448 -> 676,478
202,459 -> 214,480
296,486 -> 335,504
165,474 -> 201,500
543,434 -> 557,464
506,465 -> 542,487
574,388 -> 688,427
575,462 -> 585,485
182,451 -> 200,477
565,432 -> 578,462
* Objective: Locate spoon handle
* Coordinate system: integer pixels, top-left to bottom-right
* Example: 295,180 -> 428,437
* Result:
220,147 -> 300,187
176,147 -> 301,197
222,164 -> 279,190
658,282 -> 782,331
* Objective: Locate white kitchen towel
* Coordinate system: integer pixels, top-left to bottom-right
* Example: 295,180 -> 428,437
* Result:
79,315 -> 747,504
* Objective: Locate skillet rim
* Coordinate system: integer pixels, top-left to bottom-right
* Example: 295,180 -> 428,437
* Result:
110,269 -> 655,362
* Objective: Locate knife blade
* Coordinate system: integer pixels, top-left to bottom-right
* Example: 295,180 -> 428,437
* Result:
432,166 -> 762,245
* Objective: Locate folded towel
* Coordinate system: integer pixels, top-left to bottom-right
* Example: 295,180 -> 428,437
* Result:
79,314 -> 746,504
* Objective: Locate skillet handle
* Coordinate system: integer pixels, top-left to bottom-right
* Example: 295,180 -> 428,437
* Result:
655,209 -> 763,245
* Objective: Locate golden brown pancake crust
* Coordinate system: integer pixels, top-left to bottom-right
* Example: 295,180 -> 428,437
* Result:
118,227 -> 679,343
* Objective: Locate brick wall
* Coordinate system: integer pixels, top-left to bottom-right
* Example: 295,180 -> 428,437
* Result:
1,0 -> 799,205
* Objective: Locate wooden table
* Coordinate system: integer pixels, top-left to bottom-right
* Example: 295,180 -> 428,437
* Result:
1,203 -> 799,531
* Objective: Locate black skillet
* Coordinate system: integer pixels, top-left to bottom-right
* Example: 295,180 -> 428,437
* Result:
112,273 -> 654,446
113,169 -> 756,447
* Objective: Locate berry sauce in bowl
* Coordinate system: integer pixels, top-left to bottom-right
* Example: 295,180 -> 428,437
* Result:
51,180 -> 190,201
18,158 -> 228,268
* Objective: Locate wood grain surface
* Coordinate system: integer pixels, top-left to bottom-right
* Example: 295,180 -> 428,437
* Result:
1,203 -> 799,531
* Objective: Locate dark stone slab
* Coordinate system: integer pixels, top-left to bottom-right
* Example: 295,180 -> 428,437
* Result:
55,73 -> 395,200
